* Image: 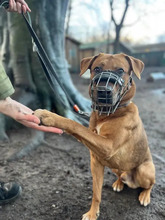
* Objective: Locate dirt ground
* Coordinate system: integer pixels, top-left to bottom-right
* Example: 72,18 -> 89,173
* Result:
0,67 -> 165,220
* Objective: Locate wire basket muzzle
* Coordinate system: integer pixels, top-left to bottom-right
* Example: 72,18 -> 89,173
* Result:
90,71 -> 125,114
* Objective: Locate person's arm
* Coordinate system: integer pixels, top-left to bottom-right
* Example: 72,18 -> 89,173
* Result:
7,0 -> 31,13
0,97 -> 63,134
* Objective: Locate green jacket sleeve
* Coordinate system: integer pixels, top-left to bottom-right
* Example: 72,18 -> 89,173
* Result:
0,62 -> 15,100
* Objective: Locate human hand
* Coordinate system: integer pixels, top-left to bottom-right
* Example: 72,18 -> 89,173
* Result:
0,97 -> 63,134
8,0 -> 31,13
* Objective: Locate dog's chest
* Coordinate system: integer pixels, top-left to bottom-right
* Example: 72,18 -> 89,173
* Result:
94,121 -> 136,169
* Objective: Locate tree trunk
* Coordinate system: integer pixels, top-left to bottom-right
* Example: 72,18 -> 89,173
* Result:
65,0 -> 72,36
0,0 -> 90,157
110,0 -> 130,54
1,0 -> 91,123
113,25 -> 120,54
36,0 -> 91,118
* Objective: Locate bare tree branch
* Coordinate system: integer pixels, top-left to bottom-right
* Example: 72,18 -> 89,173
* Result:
110,0 -> 117,26
109,0 -> 130,53
120,0 -> 129,27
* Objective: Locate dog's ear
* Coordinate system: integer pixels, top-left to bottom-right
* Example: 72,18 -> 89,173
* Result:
80,54 -> 101,76
125,55 -> 144,80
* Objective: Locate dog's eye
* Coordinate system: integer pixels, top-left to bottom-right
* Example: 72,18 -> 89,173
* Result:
94,67 -> 102,74
116,68 -> 124,75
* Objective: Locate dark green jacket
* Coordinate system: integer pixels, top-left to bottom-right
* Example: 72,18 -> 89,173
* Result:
0,62 -> 15,100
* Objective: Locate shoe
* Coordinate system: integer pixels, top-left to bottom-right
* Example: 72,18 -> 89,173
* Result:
0,182 -> 22,205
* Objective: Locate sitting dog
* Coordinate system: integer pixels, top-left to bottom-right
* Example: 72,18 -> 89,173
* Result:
34,53 -> 155,220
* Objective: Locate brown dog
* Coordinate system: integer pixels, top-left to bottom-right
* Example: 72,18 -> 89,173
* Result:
34,53 -> 155,220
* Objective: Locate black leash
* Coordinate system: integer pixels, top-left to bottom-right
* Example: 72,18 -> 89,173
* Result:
0,0 -> 90,120
22,12 -> 90,120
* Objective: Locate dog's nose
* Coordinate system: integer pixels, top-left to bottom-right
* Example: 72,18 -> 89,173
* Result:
97,90 -> 113,104
98,89 -> 112,96
98,90 -> 107,97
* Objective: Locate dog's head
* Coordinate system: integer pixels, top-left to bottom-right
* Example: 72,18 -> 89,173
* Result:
80,53 -> 144,115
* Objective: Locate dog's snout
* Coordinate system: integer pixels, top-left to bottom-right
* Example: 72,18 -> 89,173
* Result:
98,90 -> 111,97
97,87 -> 112,96
97,89 -> 114,104
90,70 -> 126,114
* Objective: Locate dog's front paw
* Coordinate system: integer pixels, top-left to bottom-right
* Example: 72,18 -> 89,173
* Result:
82,211 -> 99,220
112,178 -> 124,192
139,189 -> 151,206
34,109 -> 55,127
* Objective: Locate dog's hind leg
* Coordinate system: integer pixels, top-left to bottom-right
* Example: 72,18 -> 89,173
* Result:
112,169 -> 124,192
136,161 -> 155,206
82,152 -> 104,220
120,161 -> 155,206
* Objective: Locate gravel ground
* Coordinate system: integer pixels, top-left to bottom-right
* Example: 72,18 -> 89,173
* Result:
0,67 -> 165,220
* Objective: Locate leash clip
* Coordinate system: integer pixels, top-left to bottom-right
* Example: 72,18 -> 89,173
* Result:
74,105 -> 90,118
